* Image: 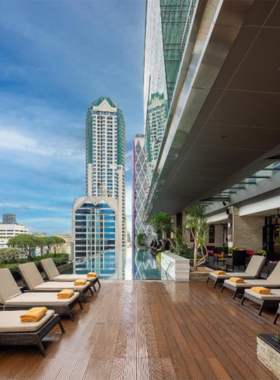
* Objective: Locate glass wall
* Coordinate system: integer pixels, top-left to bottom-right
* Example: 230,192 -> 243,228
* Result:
74,201 -> 116,279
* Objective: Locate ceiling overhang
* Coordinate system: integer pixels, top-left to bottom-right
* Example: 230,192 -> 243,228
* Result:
145,0 -> 280,221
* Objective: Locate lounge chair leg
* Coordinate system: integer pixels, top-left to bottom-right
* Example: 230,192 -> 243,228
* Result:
273,311 -> 279,325
89,287 -> 94,296
241,295 -> 246,305
78,301 -> 83,310
221,285 -> 224,293
206,277 -> 209,284
58,320 -> 65,333
233,290 -> 238,300
36,336 -> 47,357
214,280 -> 218,289
98,279 -> 101,288
93,284 -> 97,292
259,302 -> 264,316
69,311 -> 75,322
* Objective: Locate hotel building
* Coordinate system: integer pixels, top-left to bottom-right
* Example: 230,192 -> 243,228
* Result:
73,97 -> 126,278
143,0 -> 280,253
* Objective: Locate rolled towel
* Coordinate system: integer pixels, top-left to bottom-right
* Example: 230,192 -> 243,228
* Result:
214,270 -> 226,275
87,272 -> 97,278
57,289 -> 75,299
20,307 -> 47,323
229,277 -> 245,283
74,279 -> 87,286
251,287 -> 271,295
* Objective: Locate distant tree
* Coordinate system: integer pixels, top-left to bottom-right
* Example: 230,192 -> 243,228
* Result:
52,236 -> 66,254
0,247 -> 27,264
7,234 -> 41,259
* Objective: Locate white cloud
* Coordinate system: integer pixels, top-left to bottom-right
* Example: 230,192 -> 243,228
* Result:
0,202 -> 70,212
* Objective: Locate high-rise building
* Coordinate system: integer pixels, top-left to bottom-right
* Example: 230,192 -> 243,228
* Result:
72,97 -> 126,278
2,214 -> 17,224
0,223 -> 28,249
85,97 -> 125,246
145,93 -> 168,185
143,1 -> 194,183
132,135 -> 153,247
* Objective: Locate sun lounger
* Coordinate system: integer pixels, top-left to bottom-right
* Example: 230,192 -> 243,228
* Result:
0,309 -> 64,356
41,258 -> 101,291
19,262 -> 93,300
0,268 -> 82,321
273,304 -> 280,325
221,261 -> 280,299
206,255 -> 265,288
241,289 -> 280,319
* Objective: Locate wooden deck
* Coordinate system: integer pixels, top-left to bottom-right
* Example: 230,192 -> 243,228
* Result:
0,281 -> 279,379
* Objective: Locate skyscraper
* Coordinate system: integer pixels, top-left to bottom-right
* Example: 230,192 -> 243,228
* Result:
132,134 -> 153,246
144,0 -> 196,183
72,97 -> 126,278
2,214 -> 17,224
85,97 -> 126,246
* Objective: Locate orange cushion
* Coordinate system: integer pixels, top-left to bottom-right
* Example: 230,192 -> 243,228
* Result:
215,254 -> 224,258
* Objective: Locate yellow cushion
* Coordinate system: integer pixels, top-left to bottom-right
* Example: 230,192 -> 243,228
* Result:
87,272 -> 97,278
20,307 -> 47,322
229,277 -> 245,283
74,279 -> 87,286
251,287 -> 271,295
214,270 -> 226,275
57,289 -> 75,299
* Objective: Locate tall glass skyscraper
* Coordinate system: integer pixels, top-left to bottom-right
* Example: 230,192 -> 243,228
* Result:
72,97 -> 126,278
132,134 -> 153,246
144,0 -> 197,183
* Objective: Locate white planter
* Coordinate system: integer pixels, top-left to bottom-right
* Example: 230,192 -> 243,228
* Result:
161,252 -> 190,281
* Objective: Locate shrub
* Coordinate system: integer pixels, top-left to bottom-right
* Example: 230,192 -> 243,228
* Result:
0,253 -> 69,281
0,248 -> 27,264
136,233 -> 147,247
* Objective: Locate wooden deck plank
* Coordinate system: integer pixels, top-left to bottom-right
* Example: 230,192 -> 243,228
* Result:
0,281 -> 278,380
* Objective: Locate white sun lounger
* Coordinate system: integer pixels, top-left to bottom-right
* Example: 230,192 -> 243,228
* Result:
206,255 -> 265,288
0,268 -> 82,321
18,262 -> 93,301
222,261 -> 280,299
241,289 -> 280,320
0,310 -> 65,356
41,258 -> 101,291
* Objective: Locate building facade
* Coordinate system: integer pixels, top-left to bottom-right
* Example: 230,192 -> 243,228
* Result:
85,97 -> 125,246
72,196 -> 119,279
132,135 -> 153,247
3,214 -> 17,224
73,97 -> 126,279
143,0 -> 195,185
0,223 -> 28,249
142,0 -> 280,257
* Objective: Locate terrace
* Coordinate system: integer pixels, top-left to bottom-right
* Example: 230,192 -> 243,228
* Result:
1,280 -> 279,379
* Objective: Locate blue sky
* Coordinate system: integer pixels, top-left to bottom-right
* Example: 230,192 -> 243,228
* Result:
0,0 -> 146,235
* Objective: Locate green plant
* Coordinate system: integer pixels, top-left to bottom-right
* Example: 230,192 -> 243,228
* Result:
275,236 -> 280,245
257,250 -> 266,256
136,233 -> 147,247
0,253 -> 69,281
7,234 -> 42,258
184,204 -> 208,269
0,248 -> 27,264
172,228 -> 194,259
150,212 -> 173,237
273,333 -> 280,344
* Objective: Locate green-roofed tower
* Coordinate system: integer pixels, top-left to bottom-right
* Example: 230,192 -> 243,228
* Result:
85,97 -> 126,247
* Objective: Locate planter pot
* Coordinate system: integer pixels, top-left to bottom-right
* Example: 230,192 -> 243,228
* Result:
257,335 -> 280,379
